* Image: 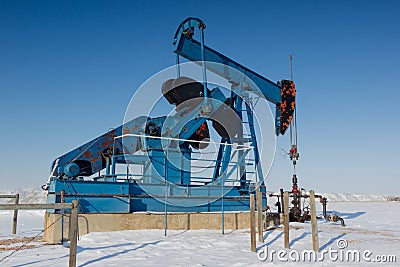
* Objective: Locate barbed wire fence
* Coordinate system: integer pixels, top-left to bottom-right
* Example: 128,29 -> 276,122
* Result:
0,215 -> 64,263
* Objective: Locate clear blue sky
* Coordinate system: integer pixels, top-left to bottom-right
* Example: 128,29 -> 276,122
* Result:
0,0 -> 399,194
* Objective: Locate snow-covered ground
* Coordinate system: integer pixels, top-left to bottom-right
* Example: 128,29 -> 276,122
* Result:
0,191 -> 399,266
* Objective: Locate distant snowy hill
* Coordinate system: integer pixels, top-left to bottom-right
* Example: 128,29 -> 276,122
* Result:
318,192 -> 389,202
0,188 -> 398,204
0,188 -> 46,204
268,191 -> 394,202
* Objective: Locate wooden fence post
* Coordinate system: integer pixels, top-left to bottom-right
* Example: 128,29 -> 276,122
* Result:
256,189 -> 263,242
69,200 -> 79,267
250,194 -> 256,252
310,190 -> 319,252
0,202 -> 75,266
283,191 -> 289,249
12,194 -> 19,234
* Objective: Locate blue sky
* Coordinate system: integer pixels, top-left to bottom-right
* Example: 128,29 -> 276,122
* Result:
0,0 -> 399,194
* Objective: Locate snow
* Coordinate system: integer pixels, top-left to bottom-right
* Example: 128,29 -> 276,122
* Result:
0,192 -> 399,266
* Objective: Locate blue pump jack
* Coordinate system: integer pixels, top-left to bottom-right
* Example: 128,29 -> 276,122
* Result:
44,18 -> 296,213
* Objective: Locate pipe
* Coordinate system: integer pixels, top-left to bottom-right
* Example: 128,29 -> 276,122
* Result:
42,159 -> 59,190
60,190 -> 65,244
337,217 -> 345,227
280,188 -> 284,213
105,157 -> 110,176
322,197 -> 327,218
176,54 -> 181,78
326,213 -> 346,227
277,196 -> 282,213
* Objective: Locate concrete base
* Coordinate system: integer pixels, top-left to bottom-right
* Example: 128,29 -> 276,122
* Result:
44,211 -> 251,244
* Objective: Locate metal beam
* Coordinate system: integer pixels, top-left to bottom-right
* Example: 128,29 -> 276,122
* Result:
174,37 -> 281,104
